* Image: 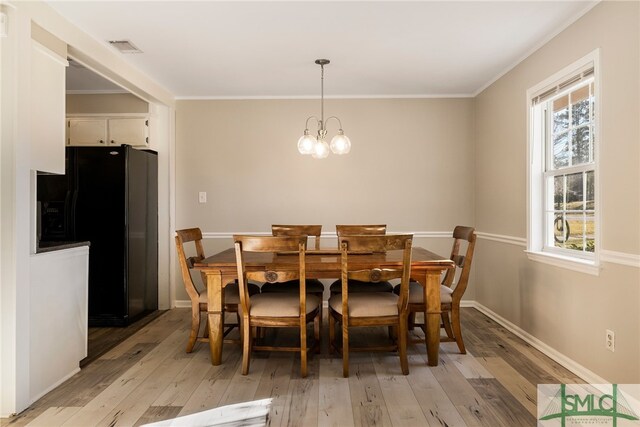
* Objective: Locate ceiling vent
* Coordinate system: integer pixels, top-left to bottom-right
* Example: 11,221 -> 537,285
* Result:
108,40 -> 143,54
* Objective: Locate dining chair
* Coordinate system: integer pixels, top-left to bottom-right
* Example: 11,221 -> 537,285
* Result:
329,224 -> 393,294
234,235 -> 322,378
260,225 -> 325,299
395,226 -> 476,354
175,228 -> 260,352
328,234 -> 413,377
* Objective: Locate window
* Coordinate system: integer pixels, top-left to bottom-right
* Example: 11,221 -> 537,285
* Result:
527,51 -> 599,273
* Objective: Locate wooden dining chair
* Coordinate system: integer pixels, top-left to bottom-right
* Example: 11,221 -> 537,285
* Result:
260,225 -> 325,299
175,228 -> 260,352
395,226 -> 476,354
234,235 -> 322,378
329,224 -> 393,294
328,234 -> 413,377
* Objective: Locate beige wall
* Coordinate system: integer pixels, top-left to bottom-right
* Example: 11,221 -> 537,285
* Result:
175,98 -> 475,300
66,93 -> 149,114
474,1 -> 640,383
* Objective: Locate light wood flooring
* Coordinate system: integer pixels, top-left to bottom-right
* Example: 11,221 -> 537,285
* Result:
3,307 -> 583,427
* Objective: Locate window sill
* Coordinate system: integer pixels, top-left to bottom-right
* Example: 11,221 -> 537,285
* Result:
525,250 -> 600,276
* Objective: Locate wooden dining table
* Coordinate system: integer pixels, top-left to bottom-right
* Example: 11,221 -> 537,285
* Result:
194,246 -> 455,367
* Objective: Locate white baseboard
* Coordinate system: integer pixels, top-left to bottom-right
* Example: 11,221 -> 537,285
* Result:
174,300 -> 191,308
465,300 -> 608,385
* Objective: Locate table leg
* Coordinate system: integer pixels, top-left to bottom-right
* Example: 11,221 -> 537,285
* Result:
424,270 -> 442,366
205,270 -> 223,365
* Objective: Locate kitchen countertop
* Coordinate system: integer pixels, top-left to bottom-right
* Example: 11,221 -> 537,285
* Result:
36,241 -> 91,254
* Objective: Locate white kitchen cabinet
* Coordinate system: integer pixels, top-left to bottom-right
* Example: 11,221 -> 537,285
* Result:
67,117 -> 149,147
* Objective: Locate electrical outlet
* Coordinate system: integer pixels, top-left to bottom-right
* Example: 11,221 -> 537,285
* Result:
198,191 -> 207,203
605,329 -> 615,352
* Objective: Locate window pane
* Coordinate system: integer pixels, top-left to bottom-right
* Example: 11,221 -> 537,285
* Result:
585,213 -> 595,252
566,173 -> 584,210
553,132 -> 569,168
553,95 -> 569,133
571,85 -> 590,126
553,212 -> 570,247
572,126 -> 590,165
586,171 -> 594,210
554,176 -> 565,210
565,213 -> 585,250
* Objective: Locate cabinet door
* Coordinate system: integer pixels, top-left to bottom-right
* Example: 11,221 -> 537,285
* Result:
68,119 -> 108,146
108,118 -> 148,147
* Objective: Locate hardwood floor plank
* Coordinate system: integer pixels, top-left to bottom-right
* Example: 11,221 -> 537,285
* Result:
490,326 -> 584,384
24,407 -> 81,427
469,378 -> 536,426
348,354 -> 393,427
281,356 -> 320,427
476,356 -> 537,416
253,352 -> 295,427
371,354 -> 430,427
132,406 -> 182,427
94,344 -> 191,427
428,353 -> 503,427
318,358 -> 355,427
151,346 -> 214,407
405,354 -> 468,427
60,329 -> 186,426
441,345 -> 494,379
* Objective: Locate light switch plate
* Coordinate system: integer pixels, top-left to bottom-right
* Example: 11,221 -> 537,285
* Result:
0,12 -> 8,38
198,192 -> 207,203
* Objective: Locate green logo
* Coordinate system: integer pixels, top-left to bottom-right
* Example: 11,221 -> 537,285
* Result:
539,384 -> 640,426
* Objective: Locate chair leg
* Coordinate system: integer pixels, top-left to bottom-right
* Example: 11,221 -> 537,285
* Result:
203,315 -> 210,338
441,311 -> 454,340
398,314 -> 409,375
342,321 -> 349,378
451,306 -> 466,354
329,313 -> 336,355
408,312 -> 416,331
241,316 -> 252,375
186,305 -> 200,353
314,309 -> 322,354
300,319 -> 308,378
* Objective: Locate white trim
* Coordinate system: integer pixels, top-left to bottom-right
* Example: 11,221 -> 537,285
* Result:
476,232 -> 526,247
65,89 -> 129,95
525,250 -> 600,275
472,1 -> 600,97
600,250 -> 640,268
467,301 -> 609,385
31,39 -> 68,67
174,94 -> 474,101
174,300 -> 191,309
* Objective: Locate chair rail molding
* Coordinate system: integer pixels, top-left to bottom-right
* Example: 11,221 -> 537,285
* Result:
198,231 -> 638,268
201,231 -> 452,239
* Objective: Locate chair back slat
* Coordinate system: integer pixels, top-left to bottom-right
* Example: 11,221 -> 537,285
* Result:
442,226 -> 476,301
336,224 -> 386,236
175,228 -> 205,303
272,224 -> 322,250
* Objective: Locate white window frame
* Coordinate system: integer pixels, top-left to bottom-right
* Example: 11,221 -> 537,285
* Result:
526,50 -> 601,275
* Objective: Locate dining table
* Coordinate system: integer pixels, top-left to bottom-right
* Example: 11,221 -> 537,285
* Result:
193,245 -> 455,367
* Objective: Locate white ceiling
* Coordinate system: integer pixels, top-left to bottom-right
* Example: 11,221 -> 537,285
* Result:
50,1 -> 598,98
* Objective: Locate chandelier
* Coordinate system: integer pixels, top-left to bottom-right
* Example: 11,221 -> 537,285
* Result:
297,59 -> 351,159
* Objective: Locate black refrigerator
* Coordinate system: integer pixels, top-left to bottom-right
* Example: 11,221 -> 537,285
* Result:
38,145 -> 158,326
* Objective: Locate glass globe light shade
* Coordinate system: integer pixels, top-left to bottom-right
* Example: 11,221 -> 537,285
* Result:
297,132 -> 316,155
330,131 -> 351,155
312,139 -> 330,159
